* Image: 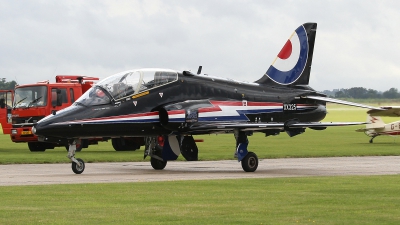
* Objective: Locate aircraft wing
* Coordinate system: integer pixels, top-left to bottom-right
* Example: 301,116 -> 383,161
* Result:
367,106 -> 400,117
302,96 -> 382,110
189,121 -> 367,132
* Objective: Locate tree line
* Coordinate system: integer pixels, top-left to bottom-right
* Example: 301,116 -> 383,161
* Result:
0,79 -> 17,90
323,87 -> 400,99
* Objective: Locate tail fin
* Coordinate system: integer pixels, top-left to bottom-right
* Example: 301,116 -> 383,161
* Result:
255,23 -> 317,87
366,115 -> 385,129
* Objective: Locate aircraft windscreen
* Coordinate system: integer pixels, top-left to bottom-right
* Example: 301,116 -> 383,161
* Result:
95,69 -> 178,101
75,86 -> 111,106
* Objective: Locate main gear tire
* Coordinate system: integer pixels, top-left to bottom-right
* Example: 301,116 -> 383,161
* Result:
150,157 -> 167,170
241,152 -> 258,172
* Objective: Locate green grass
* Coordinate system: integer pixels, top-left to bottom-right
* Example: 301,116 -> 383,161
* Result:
1,176 -> 400,224
1,103 -> 400,164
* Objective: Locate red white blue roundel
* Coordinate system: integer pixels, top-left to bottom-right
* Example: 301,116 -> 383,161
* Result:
265,25 -> 308,85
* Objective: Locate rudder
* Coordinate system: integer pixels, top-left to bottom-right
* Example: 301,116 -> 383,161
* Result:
255,23 -> 317,86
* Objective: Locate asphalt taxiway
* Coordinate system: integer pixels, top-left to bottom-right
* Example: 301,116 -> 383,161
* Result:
1,156 -> 399,186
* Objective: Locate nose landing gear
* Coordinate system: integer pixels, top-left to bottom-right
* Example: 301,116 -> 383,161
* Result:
67,139 -> 85,174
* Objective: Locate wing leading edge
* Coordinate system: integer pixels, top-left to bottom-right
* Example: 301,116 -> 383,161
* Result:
302,96 -> 382,110
189,121 -> 367,132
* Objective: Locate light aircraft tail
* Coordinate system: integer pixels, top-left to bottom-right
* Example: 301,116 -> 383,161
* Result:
355,115 -> 384,134
355,115 -> 385,138
255,23 -> 317,87
366,115 -> 385,129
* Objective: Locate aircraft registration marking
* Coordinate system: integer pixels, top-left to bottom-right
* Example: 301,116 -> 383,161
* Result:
132,91 -> 149,99
283,103 -> 297,111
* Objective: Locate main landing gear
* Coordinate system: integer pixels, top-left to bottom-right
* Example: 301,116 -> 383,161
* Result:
234,130 -> 259,172
143,133 -> 259,172
144,136 -> 167,170
369,135 -> 378,143
67,139 -> 85,174
144,135 -> 199,171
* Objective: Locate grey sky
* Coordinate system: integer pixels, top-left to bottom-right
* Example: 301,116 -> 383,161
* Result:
1,0 -> 399,91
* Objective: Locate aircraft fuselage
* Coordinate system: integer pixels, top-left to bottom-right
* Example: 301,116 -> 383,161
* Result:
34,71 -> 327,140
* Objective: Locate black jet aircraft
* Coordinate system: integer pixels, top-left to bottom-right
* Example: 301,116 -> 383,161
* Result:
33,22 -> 381,174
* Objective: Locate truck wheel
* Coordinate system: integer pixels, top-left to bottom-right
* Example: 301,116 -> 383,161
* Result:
28,142 -> 46,152
112,138 -> 139,151
112,138 -> 124,151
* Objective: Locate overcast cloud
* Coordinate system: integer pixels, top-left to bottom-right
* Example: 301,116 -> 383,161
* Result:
1,0 -> 400,91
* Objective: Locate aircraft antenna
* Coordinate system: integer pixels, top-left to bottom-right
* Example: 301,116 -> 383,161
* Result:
197,66 -> 202,74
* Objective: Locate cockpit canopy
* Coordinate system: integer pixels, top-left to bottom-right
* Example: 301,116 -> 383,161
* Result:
76,69 -> 178,106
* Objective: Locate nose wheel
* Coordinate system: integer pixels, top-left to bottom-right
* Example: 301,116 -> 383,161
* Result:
72,158 -> 85,174
67,139 -> 86,174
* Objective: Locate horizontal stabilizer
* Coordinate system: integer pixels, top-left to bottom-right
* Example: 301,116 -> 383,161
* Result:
356,128 -> 369,132
355,127 -> 383,132
302,96 -> 382,110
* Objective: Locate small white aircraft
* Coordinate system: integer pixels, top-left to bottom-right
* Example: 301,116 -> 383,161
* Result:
356,106 -> 400,143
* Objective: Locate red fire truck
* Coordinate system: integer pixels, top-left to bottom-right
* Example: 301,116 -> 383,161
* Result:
1,76 -> 143,152
10,75 -> 101,151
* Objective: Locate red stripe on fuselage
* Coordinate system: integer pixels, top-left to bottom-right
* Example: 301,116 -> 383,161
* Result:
380,131 -> 400,135
166,110 -> 186,115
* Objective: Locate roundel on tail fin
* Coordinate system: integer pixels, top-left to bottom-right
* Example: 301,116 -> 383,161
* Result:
266,25 -> 309,85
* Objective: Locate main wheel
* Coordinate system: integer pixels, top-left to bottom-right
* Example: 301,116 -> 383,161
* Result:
150,157 -> 167,170
241,152 -> 258,172
72,158 -> 85,174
